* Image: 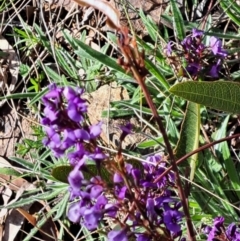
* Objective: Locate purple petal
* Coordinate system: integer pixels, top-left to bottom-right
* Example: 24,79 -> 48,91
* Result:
89,122 -> 102,139
192,28 -> 204,37
108,229 -> 128,241
83,207 -> 102,230
67,202 -> 81,223
90,185 -> 104,199
113,173 -> 123,183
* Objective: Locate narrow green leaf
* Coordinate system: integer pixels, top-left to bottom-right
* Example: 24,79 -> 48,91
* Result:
137,137 -> 164,149
175,102 -> 200,180
9,157 -> 34,170
138,9 -> 159,42
43,65 -> 62,81
0,92 -> 36,101
0,167 -> 22,177
170,0 -> 185,40
204,32 -> 240,40
170,81 -> 240,114
213,115 -> 240,199
53,192 -> 70,220
145,59 -> 170,90
28,87 -> 48,106
220,0 -> 240,26
63,31 -> 127,75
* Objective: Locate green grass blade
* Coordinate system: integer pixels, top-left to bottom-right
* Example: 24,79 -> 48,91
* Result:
0,92 -> 36,101
213,115 -> 240,199
145,58 -> 170,91
63,30 -> 127,75
170,0 -> 185,40
220,0 -> 240,26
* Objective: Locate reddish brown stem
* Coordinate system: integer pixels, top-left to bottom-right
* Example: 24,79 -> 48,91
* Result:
117,28 -> 196,241
154,133 -> 240,183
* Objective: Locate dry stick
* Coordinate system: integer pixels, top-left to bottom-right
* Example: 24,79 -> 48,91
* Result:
154,133 -> 240,184
118,38 -> 196,241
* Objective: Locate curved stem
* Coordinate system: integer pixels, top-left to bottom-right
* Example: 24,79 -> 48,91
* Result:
154,133 -> 240,183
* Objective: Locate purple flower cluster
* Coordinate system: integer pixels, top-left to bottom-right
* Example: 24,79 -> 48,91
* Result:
41,84 -> 185,240
67,154 -> 184,240
204,216 -> 240,241
167,29 -> 227,78
41,84 -> 105,160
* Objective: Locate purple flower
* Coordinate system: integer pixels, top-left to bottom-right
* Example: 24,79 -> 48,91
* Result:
131,168 -> 141,185
163,209 -> 183,233
186,63 -> 200,76
192,28 -> 204,37
120,122 -> 133,142
115,185 -> 127,199
120,122 -> 132,135
88,147 -> 107,161
67,202 -> 81,223
87,176 -> 104,198
67,102 -> 86,123
213,216 -> 224,228
181,36 -> 192,51
42,84 -> 62,109
73,128 -> 90,141
43,106 -> 59,122
68,144 -> 88,165
113,173 -> 123,183
209,36 -> 227,57
89,122 -> 102,139
145,154 -> 161,165
166,41 -> 173,56
104,203 -> 118,218
136,234 -> 151,241
146,198 -> 157,222
108,229 -> 128,241
83,206 -> 102,230
42,126 -> 59,147
68,165 -> 85,199
226,223 -> 236,239
203,225 -> 212,234
209,61 -> 221,78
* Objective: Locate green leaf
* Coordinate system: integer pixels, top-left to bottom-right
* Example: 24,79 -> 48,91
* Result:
213,115 -> 240,199
0,167 -> 22,177
138,9 -> 159,42
63,30 -> 127,75
137,137 -> 164,149
145,59 -> 170,91
52,164 -> 112,184
170,0 -> 185,40
52,165 -> 73,183
28,87 -> 48,106
53,192 -> 70,220
0,92 -> 36,101
52,160 -> 145,184
220,0 -> 240,26
175,102 -> 200,180
169,81 -> 240,114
